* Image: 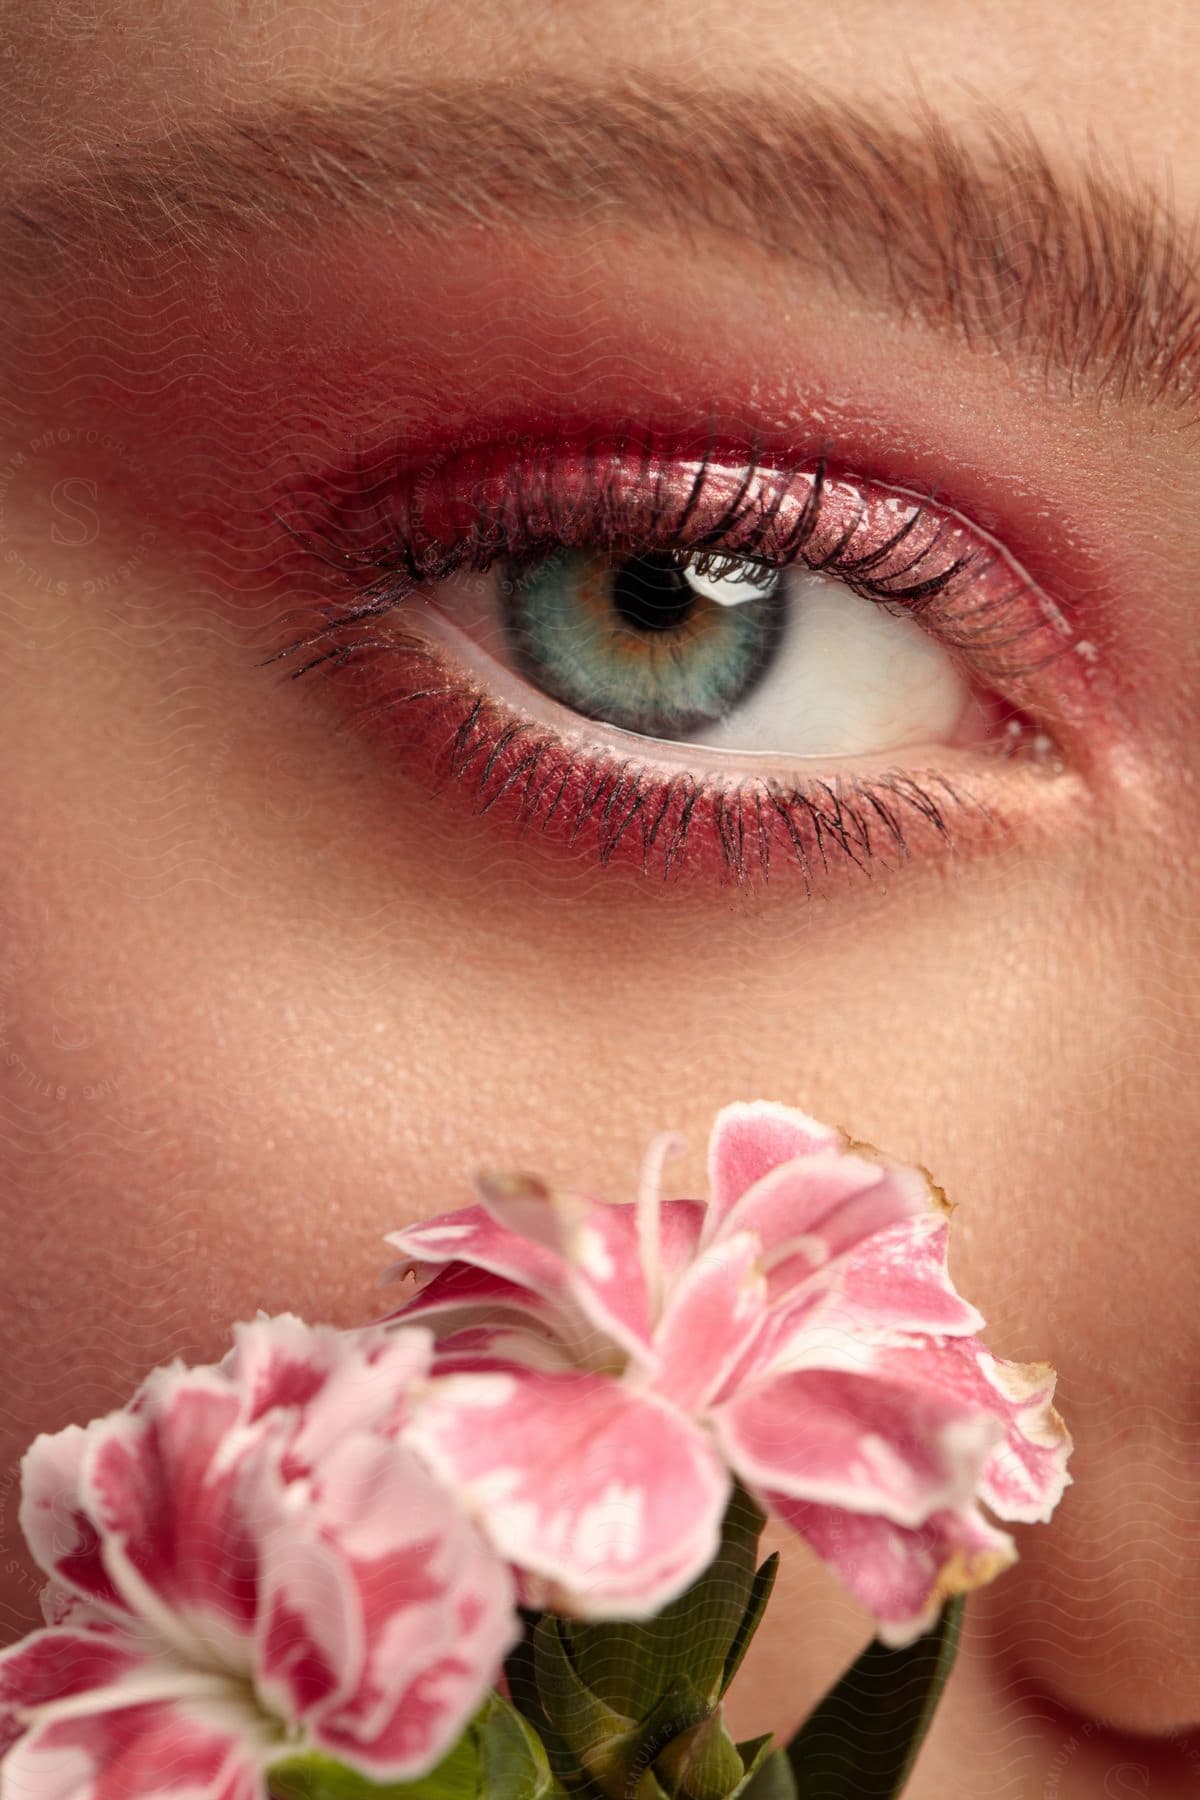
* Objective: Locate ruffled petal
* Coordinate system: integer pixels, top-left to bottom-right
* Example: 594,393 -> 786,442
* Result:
0,1628 -> 149,1759
473,1175 -> 654,1364
80,1388 -> 260,1662
19,1429 -> 128,1622
5,1695 -> 269,1800
821,1214 -> 986,1338
243,1380 -> 520,1782
214,1310 -> 338,1424
405,1371 -> 730,1619
714,1149 -> 940,1296
712,1365 -> 1004,1527
768,1491 -> 1017,1649
852,1336 -> 1074,1523
283,1324 -> 432,1468
649,1232 -> 768,1412
727,1214 -> 987,1394
305,1438 -> 519,1779
246,1463 -> 364,1729
704,1102 -> 841,1240
8,1315 -> 518,1791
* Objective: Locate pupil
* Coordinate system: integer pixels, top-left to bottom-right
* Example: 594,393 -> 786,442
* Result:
611,552 -> 696,633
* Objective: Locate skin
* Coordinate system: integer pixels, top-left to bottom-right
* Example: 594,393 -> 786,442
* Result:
0,3 -> 1198,1796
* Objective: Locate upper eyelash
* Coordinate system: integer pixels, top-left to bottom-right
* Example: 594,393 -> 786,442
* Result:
269,428 -> 1063,692
295,440 -> 967,600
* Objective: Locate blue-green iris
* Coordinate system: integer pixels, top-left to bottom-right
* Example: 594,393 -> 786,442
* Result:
502,550 -> 785,739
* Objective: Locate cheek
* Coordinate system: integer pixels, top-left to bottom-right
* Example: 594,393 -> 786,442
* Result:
946,886 -> 1200,1738
976,1402 -> 1200,1740
965,1037 -> 1200,1738
1,614 -> 1195,1746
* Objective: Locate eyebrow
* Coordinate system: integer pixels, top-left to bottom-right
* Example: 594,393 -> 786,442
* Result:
6,78 -> 1199,425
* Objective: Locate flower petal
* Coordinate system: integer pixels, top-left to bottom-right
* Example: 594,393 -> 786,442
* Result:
824,1214 -> 986,1339
715,1149 -> 940,1294
5,1695 -> 268,1800
248,1471 -> 365,1728
284,1324 -> 432,1468
385,1204 -> 568,1306
19,1429 -> 127,1622
80,1388 -> 259,1664
412,1322 -> 580,1375
650,1231 -> 768,1412
474,1175 -> 655,1363
851,1336 -> 1074,1523
304,1438 -> 519,1779
728,1215 -> 987,1394
380,1262 -> 554,1335
215,1310 -> 338,1424
405,1371 -> 730,1618
656,1198 -> 707,1293
704,1101 -> 842,1240
769,1491 -> 1017,1648
0,1628 -> 149,1759
712,1365 -> 1004,1527
562,1199 -> 655,1362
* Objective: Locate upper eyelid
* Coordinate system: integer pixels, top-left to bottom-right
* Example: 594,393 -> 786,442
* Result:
276,433 -> 1079,701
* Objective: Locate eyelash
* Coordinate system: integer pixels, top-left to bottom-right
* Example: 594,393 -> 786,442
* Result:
266,428 -> 1074,889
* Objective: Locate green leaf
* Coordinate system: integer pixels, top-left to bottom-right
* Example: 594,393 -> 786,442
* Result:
783,1595 -> 966,1798
266,1692 -> 566,1800
478,1691 -> 567,1800
551,1485 -> 768,1722
266,1725 -> 481,1800
651,1703 -> 745,1800
718,1554 -> 779,1700
731,1747 -> 795,1800
532,1611 -> 644,1793
626,1679 -> 714,1800
504,1610 -> 581,1782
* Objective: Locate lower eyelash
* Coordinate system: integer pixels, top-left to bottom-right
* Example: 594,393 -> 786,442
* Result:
472,735 -> 974,886
305,629 -> 1005,888
441,683 -> 972,880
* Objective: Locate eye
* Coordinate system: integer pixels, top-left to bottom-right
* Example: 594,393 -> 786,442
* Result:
445,547 -> 970,755
274,431 -> 1085,889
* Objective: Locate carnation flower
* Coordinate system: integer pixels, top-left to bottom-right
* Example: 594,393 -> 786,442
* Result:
385,1101 -> 1073,1646
0,1315 -> 519,1798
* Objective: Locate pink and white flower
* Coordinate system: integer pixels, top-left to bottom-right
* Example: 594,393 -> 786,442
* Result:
0,1315 -> 520,1798
385,1102 -> 1073,1647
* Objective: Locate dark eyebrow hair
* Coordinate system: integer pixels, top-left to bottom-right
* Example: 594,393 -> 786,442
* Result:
6,78 -> 1200,426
